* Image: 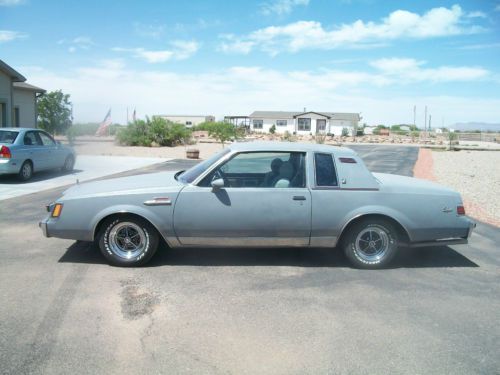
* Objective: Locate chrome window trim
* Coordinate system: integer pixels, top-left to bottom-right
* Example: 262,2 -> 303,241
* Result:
312,152 -> 340,189
192,150 -> 309,189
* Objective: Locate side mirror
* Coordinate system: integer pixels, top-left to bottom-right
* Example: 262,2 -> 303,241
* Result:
211,178 -> 225,190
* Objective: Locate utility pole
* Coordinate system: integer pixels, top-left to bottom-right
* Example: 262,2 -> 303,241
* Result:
424,105 -> 428,138
413,105 -> 416,128
429,114 -> 432,131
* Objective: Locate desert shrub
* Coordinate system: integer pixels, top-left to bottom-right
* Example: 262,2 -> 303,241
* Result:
341,127 -> 349,137
269,124 -> 276,134
202,121 -> 242,147
116,117 -> 191,147
315,132 -> 326,144
282,131 -> 295,142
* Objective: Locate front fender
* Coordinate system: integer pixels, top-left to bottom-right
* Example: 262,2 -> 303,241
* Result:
90,204 -> 178,247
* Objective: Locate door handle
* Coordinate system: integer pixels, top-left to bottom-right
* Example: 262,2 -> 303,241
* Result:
293,196 -> 306,201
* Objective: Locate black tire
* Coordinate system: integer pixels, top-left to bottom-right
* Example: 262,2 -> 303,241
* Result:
18,160 -> 33,181
342,219 -> 399,269
62,155 -> 75,172
98,216 -> 159,267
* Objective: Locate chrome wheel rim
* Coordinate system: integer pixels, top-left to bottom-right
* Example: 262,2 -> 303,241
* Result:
355,227 -> 389,262
109,222 -> 147,259
22,163 -> 31,179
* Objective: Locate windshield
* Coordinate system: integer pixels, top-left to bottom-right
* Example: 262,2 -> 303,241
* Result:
0,130 -> 19,144
178,148 -> 231,184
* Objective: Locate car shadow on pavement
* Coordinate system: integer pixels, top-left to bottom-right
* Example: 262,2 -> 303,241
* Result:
0,169 -> 83,184
59,241 -> 479,268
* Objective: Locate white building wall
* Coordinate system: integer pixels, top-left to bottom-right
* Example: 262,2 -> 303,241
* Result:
158,115 -> 215,127
0,71 -> 12,127
13,88 -> 36,127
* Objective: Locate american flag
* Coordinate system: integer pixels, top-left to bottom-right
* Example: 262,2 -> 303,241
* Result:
132,108 -> 136,122
95,109 -> 112,136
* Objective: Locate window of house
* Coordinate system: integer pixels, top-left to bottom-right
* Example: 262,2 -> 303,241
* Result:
314,153 -> 338,187
253,119 -> 263,129
276,120 -> 287,126
186,121 -> 192,126
297,118 -> 311,131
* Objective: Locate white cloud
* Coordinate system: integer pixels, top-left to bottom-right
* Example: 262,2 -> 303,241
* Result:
112,41 -> 199,63
20,60 -> 497,126
260,0 -> 310,16
58,36 -> 94,53
370,58 -> 489,83
0,0 -> 25,5
133,22 -> 165,38
221,4 -> 486,55
495,4 -> 500,12
0,30 -> 27,43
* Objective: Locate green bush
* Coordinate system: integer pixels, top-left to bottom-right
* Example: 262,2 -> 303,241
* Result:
116,117 -> 192,147
269,124 -> 276,134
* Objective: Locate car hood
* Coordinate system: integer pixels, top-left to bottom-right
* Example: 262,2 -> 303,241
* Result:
62,171 -> 184,199
373,172 -> 459,196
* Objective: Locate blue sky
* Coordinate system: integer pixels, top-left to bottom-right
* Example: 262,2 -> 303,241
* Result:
1,0 -> 500,126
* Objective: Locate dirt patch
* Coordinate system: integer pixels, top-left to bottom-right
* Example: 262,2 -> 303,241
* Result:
413,148 -> 500,227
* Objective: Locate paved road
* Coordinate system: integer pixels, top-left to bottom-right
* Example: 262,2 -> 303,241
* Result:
1,146 -> 499,374
0,155 -> 168,200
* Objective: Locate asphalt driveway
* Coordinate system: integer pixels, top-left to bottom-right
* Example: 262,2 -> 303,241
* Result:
0,145 -> 499,375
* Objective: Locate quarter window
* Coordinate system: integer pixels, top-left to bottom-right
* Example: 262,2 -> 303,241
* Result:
297,118 -> 311,131
252,119 -> 263,129
314,153 -> 338,187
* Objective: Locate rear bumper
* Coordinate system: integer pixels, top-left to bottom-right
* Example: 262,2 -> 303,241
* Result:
406,218 -> 476,248
0,159 -> 20,174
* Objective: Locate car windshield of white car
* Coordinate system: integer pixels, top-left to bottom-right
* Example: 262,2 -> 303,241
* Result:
178,148 -> 231,184
0,130 -> 19,144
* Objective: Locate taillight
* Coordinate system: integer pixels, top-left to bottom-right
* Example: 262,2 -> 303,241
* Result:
0,145 -> 11,159
457,205 -> 465,215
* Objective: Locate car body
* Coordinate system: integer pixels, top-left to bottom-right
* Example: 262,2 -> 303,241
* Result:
0,127 -> 76,181
40,142 -> 475,269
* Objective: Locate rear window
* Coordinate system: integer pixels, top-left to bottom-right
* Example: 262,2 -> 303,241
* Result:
314,153 -> 338,187
0,130 -> 19,144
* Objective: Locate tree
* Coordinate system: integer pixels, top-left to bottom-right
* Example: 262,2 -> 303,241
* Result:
204,121 -> 242,147
37,90 -> 73,135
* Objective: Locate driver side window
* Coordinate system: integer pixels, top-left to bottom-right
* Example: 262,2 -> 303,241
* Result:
199,151 -> 306,188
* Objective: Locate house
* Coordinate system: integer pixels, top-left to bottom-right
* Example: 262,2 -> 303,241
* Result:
248,110 -> 361,136
0,60 -> 45,128
156,114 -> 215,128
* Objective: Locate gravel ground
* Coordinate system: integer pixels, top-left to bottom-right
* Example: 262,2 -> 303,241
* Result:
431,150 -> 500,225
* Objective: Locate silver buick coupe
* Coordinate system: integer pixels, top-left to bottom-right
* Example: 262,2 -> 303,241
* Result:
40,142 -> 475,269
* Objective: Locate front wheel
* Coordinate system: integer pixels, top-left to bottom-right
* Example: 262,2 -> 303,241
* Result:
62,155 -> 75,172
342,219 -> 399,269
98,216 -> 159,267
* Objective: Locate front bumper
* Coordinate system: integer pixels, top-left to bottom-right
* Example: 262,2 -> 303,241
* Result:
39,218 -> 50,237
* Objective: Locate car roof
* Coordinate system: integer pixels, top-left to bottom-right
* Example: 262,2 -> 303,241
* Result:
0,127 -> 39,132
228,141 -> 357,155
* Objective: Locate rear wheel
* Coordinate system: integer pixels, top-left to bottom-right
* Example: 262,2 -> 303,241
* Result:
62,155 -> 75,172
18,161 -> 33,181
342,219 -> 399,269
98,216 -> 159,267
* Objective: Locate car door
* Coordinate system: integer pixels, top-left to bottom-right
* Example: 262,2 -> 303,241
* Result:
22,131 -> 48,171
37,131 -> 61,169
173,151 -> 312,247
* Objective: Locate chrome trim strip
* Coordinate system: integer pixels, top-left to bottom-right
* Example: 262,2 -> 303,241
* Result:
143,198 -> 172,206
178,236 -> 309,247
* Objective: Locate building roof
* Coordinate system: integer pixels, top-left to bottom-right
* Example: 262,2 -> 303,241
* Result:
228,141 -> 356,155
0,59 -> 26,82
13,82 -> 46,93
249,110 -> 360,121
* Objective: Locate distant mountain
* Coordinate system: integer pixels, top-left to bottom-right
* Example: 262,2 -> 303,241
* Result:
450,122 -> 500,132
